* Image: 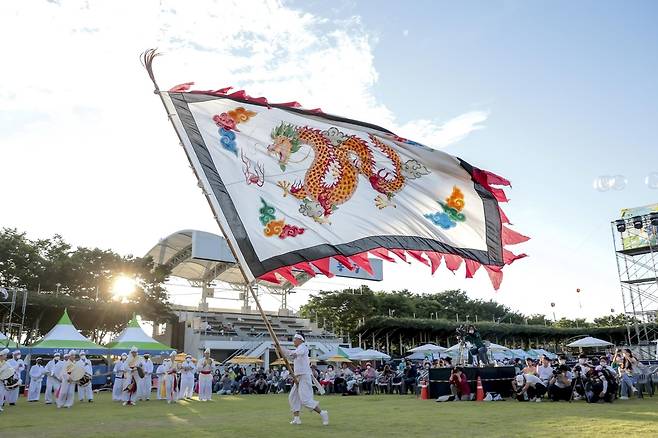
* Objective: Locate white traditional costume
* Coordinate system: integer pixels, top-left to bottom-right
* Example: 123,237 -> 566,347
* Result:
286,334 -> 328,426
27,359 -> 45,402
0,349 -> 9,411
56,350 -> 77,408
197,348 -> 213,401
138,354 -> 153,401
76,351 -> 93,402
44,353 -> 62,404
6,350 -> 25,405
163,351 -> 178,403
154,360 -> 166,400
179,355 -> 196,399
112,354 -> 127,401
122,346 -> 143,406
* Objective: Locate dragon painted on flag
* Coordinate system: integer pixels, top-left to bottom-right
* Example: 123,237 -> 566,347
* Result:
145,52 -> 527,290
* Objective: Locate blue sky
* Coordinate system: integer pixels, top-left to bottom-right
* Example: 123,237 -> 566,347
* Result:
1,0 -> 656,319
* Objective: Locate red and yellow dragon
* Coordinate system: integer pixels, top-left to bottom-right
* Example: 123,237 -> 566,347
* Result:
268,123 -> 429,223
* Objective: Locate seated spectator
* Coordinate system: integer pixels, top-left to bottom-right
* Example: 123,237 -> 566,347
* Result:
522,358 -> 537,375
239,376 -> 252,394
377,365 -> 392,394
212,369 -> 222,393
254,376 -> 268,394
217,374 -> 233,395
536,355 -> 554,387
363,363 -> 377,394
449,367 -> 471,401
513,358 -> 524,375
320,365 -> 336,393
402,361 -> 417,395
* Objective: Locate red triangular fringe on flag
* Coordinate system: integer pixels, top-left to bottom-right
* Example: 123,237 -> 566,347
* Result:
293,262 -> 317,277
444,254 -> 463,271
333,255 -> 355,270
311,259 -> 333,277
503,249 -> 528,265
349,252 -> 374,275
425,252 -> 443,274
484,266 -> 503,290
275,267 -> 298,286
465,259 -> 481,278
502,226 -> 530,245
259,271 -> 280,284
498,207 -> 510,224
390,249 -> 408,262
370,248 -> 396,262
407,250 -> 429,266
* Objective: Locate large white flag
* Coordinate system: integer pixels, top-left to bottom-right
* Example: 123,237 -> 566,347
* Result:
159,85 -> 527,289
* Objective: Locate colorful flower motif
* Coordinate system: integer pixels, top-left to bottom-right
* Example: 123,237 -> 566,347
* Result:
259,198 -> 305,238
219,127 -> 237,155
228,107 -> 257,123
213,113 -> 237,131
424,212 -> 456,229
425,186 -> 466,230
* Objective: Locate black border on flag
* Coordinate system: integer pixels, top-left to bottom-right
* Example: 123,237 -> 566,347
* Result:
169,92 -> 504,278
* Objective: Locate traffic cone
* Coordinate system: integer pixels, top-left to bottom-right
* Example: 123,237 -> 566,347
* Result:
420,384 -> 429,400
475,377 -> 485,401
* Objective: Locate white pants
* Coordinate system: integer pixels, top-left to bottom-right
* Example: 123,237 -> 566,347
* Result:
28,378 -> 43,401
122,375 -> 140,403
137,374 -> 151,400
164,374 -> 178,402
288,374 -> 318,413
0,382 -> 5,409
154,377 -> 162,400
198,373 -> 213,401
45,377 -> 60,403
5,384 -> 20,404
112,377 -> 124,401
77,382 -> 93,401
179,374 -> 194,399
57,379 -> 75,408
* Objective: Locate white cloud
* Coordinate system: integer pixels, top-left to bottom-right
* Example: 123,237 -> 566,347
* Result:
0,0 -> 487,264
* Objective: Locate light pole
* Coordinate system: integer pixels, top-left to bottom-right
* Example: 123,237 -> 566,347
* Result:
55,283 -> 61,297
550,302 -> 556,322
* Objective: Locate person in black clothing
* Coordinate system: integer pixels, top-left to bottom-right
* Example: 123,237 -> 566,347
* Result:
464,325 -> 489,366
403,361 -> 417,394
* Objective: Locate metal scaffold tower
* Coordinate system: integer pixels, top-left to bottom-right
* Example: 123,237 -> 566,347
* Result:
611,211 -> 658,351
0,286 -> 28,342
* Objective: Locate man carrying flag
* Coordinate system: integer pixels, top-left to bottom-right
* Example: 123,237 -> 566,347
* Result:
286,334 -> 328,426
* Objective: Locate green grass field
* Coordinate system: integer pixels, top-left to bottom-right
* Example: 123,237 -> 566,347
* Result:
2,392 -> 657,438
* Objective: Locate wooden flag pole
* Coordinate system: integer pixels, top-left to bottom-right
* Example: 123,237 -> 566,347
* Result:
141,49 -> 298,383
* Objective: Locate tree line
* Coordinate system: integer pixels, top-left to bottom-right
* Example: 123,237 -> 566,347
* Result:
0,228 -> 172,344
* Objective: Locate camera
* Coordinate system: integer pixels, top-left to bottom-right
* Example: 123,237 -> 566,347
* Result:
573,365 -> 582,373
455,325 -> 467,337
552,368 -> 562,376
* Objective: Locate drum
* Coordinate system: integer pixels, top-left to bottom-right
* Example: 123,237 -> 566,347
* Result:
70,364 -> 91,386
0,362 -> 18,389
137,366 -> 145,379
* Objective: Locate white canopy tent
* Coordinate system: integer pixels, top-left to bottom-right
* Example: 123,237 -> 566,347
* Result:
566,336 -> 613,348
408,343 -> 447,353
351,349 -> 391,361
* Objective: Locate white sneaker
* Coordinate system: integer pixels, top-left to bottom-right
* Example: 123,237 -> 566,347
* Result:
535,398 -> 542,403
290,417 -> 302,425
320,410 -> 329,425
619,396 -> 629,400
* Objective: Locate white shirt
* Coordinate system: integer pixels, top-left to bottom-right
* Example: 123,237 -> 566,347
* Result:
536,364 -> 553,382
29,364 -> 45,380
180,360 -> 196,377
7,358 -> 25,380
113,360 -> 125,377
77,357 -> 93,375
523,374 -> 543,386
288,343 -> 311,375
52,359 -> 66,381
143,359 -> 154,375
45,359 -> 60,377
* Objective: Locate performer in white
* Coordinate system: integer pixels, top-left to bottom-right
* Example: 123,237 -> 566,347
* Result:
112,353 -> 127,401
44,353 -> 62,404
162,352 -> 179,403
179,354 -> 196,399
6,350 -> 26,405
137,353 -> 153,401
197,348 -> 213,401
154,358 -> 166,400
27,357 -> 46,402
0,348 -> 9,412
76,351 -> 94,403
56,350 -> 77,409
122,346 -> 143,406
286,334 -> 328,426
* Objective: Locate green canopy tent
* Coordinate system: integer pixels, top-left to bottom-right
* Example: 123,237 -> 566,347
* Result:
105,315 -> 174,356
29,309 -> 105,355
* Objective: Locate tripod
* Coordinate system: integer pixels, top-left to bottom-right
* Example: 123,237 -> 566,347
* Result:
569,372 -> 586,403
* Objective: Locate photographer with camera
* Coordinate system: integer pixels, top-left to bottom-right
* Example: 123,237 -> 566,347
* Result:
548,364 -> 573,401
584,364 -> 614,403
449,367 -> 471,401
512,373 -> 547,402
464,325 -> 489,366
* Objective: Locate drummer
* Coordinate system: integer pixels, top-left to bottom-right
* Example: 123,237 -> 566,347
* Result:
0,348 -> 9,412
6,350 -> 25,406
57,350 -> 78,409
122,346 -> 143,406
